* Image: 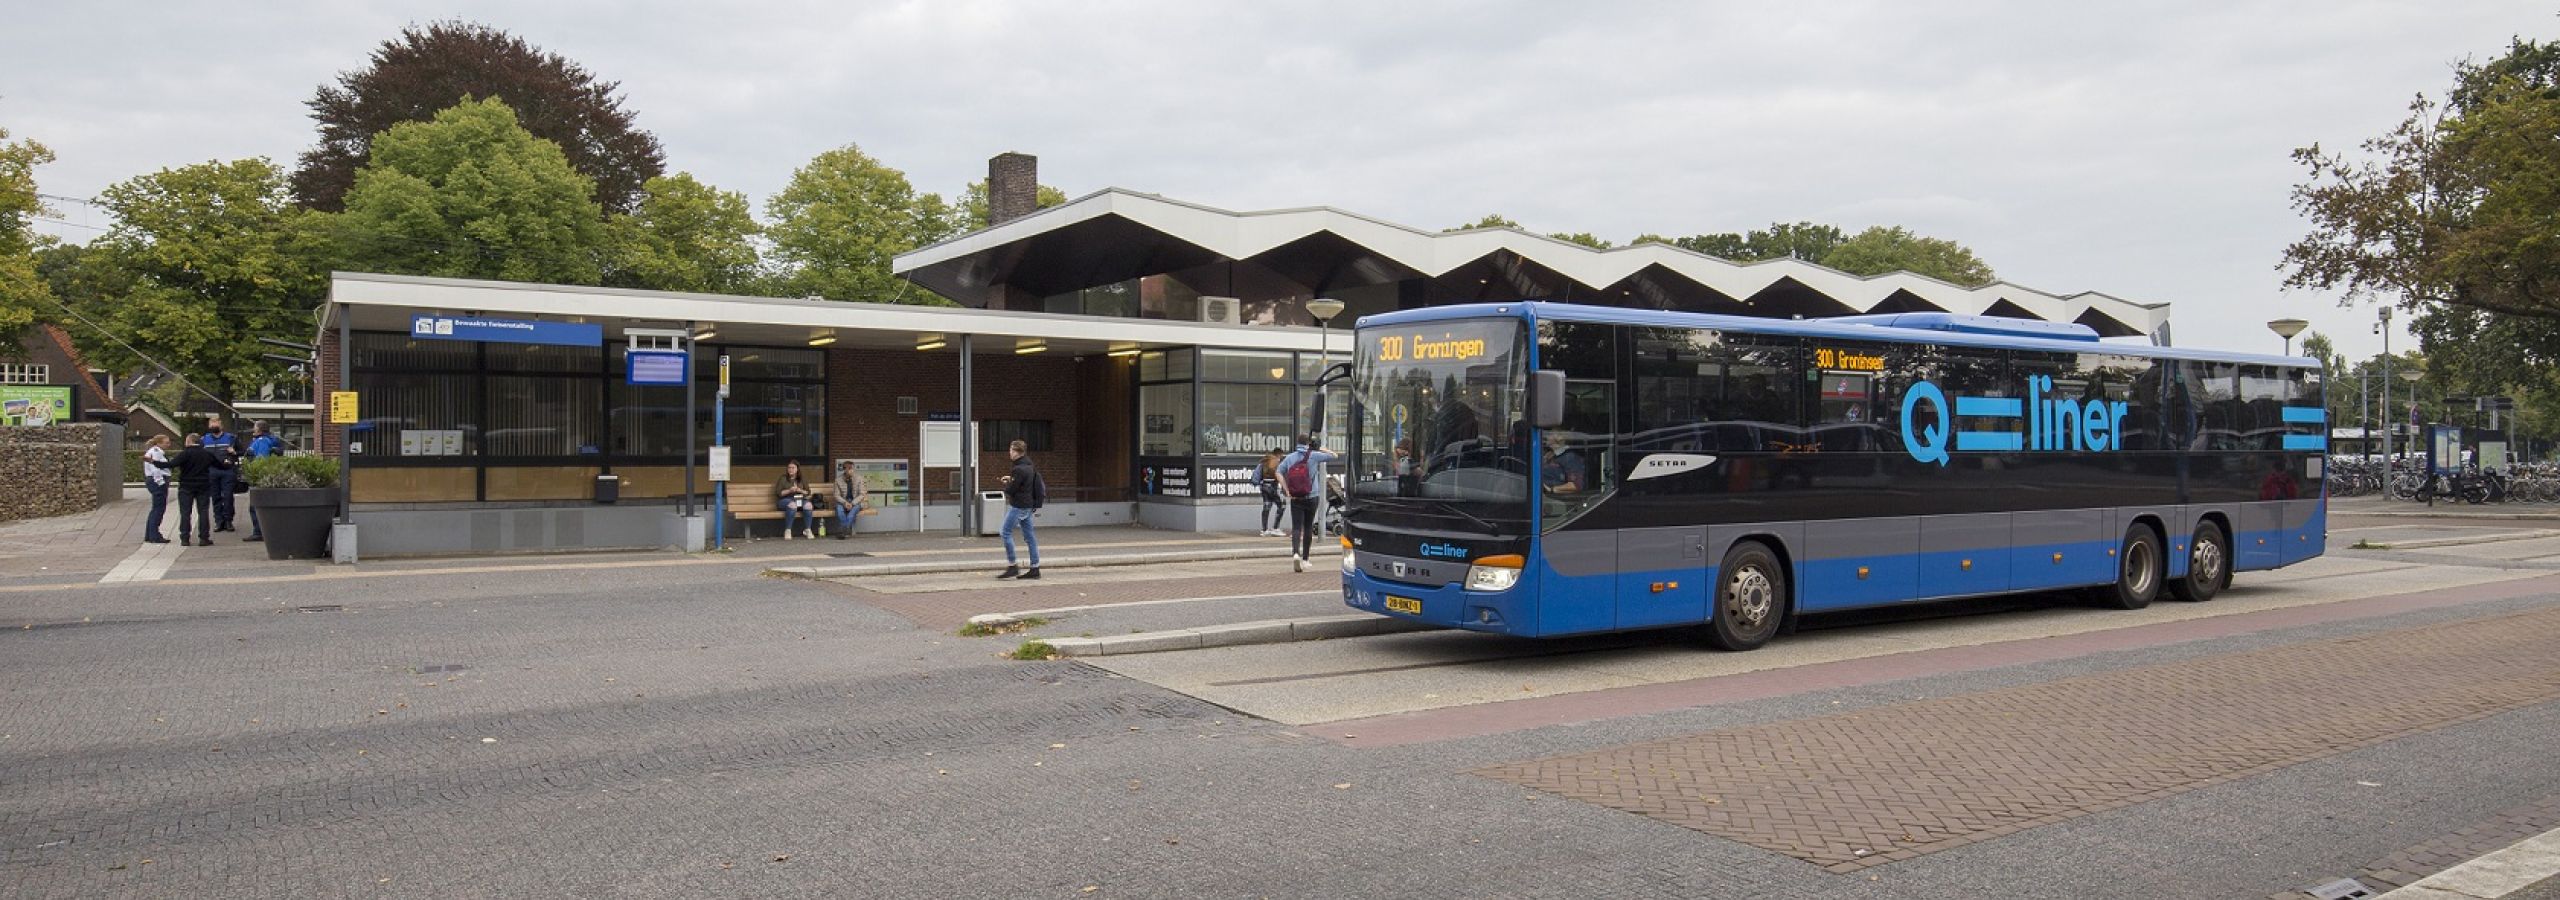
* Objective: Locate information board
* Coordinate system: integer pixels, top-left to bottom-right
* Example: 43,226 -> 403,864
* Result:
627,349 -> 687,385
707,446 -> 731,482
410,314 -> 603,346
327,391 -> 360,424
840,459 -> 911,506
0,386 -> 71,426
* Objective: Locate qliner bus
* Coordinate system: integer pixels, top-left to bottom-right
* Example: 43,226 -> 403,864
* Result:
1330,302 -> 2325,650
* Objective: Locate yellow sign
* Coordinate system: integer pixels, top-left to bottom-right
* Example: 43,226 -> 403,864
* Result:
1815,347 -> 1886,372
1371,332 -> 1489,364
327,391 -> 360,425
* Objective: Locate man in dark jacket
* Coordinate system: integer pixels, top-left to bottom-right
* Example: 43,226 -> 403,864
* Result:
996,439 -> 1045,580
171,433 -> 230,546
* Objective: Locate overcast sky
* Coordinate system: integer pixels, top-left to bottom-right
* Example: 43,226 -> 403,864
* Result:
5,1 -> 2547,362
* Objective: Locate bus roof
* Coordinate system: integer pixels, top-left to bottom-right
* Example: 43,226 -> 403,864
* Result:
1355,302 -> 2317,368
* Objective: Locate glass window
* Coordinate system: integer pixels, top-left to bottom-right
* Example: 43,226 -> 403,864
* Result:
609,380 -> 706,457
2239,365 -> 2288,452
1139,349 -> 1194,383
1200,349 -> 1294,383
485,343 -> 602,374
485,376 -> 601,456
351,333 -> 475,370
1297,350 -> 1351,382
1199,383 -> 1298,455
724,380 -> 825,459
1537,322 -> 1615,528
2184,361 -> 2241,451
980,420 -> 1054,452
723,348 -> 823,381
1139,383 -> 1194,457
350,372 -> 479,458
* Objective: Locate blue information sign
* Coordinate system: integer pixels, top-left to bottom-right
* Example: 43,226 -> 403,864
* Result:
627,349 -> 689,385
410,314 -> 603,346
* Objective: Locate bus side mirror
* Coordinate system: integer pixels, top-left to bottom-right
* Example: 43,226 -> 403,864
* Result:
1307,392 -> 1327,437
1530,369 -> 1567,429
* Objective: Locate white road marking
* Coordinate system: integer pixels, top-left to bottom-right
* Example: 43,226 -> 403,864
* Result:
98,541 -> 184,584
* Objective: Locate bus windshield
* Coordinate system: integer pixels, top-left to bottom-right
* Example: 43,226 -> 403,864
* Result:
1347,318 -> 1531,529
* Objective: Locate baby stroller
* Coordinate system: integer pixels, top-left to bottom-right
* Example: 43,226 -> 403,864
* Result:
1322,472 -> 1347,536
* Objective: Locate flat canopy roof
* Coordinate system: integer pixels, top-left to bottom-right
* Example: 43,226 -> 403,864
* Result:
325,272 -> 1332,355
895,188 -> 2172,338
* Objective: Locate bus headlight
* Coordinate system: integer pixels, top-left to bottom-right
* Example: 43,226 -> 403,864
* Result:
1340,536 -> 1356,574
1464,554 -> 1524,592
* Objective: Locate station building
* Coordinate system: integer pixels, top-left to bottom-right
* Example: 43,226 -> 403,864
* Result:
314,156 -> 2170,556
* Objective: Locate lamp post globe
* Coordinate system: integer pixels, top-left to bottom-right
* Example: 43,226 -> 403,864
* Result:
2266,318 -> 2310,355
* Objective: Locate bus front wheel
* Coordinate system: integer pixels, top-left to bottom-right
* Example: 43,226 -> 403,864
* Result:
2169,521 -> 2230,603
1708,542 -> 1787,651
2099,525 -> 2162,610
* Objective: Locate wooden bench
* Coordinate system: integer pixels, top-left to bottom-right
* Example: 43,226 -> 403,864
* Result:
728,481 -> 853,537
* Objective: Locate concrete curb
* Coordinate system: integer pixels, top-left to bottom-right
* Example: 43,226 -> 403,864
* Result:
2337,505 -> 2560,521
2357,530 -> 2560,551
1026,613 -> 1430,657
765,545 -> 1299,579
2372,824 -> 2560,898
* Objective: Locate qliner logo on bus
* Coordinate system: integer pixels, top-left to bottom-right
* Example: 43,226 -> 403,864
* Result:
1899,375 -> 2130,466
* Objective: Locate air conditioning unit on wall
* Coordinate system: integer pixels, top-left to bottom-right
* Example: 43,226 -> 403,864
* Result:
1198,296 -> 1240,325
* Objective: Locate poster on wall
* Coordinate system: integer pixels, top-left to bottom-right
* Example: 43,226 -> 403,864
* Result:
1200,463 -> 1261,498
841,459 -> 911,506
0,386 -> 71,426
1136,457 -> 1195,497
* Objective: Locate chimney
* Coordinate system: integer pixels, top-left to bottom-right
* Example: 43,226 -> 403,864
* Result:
988,152 -> 1037,227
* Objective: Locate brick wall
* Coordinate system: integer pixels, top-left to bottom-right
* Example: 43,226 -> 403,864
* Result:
0,423 -> 106,521
316,328 -> 344,455
988,152 -> 1037,227
826,347 -> 1103,497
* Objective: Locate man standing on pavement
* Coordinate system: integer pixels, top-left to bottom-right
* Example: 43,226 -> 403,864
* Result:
202,416 -> 240,533
141,434 -> 172,544
996,439 -> 1045,580
1277,434 -> 1339,572
171,433 -> 230,547
243,420 -> 281,542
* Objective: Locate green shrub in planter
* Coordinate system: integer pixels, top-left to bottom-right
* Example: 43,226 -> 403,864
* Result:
244,454 -> 341,489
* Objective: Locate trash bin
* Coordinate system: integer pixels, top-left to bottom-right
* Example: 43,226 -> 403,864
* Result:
978,491 -> 1008,536
595,474 -> 620,504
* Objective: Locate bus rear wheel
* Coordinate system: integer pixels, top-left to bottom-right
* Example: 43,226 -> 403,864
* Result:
2099,525 -> 2162,610
1708,542 -> 1787,651
2169,521 -> 2229,602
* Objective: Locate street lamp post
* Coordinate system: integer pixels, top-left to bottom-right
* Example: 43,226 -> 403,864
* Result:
2266,318 -> 2310,356
1305,298 -> 1346,541
2402,368 -> 2426,472
2378,307 -> 2394,468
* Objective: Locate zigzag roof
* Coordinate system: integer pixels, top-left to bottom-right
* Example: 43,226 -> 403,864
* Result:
894,188 -> 2169,337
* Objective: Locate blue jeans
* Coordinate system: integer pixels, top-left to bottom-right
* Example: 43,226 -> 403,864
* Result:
834,499 -> 866,534
1002,507 -> 1039,567
144,481 -> 168,541
776,496 -> 812,535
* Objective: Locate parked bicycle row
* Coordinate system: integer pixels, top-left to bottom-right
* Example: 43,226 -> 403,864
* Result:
2330,459 -> 2560,503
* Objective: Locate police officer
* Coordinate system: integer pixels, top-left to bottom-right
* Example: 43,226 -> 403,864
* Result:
203,416 -> 240,532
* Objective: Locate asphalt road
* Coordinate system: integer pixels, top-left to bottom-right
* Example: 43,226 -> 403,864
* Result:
7,544 -> 2560,898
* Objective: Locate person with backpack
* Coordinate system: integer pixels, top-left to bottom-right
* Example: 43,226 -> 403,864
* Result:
1276,435 -> 1338,572
996,439 -> 1047,580
1249,449 -> 1285,537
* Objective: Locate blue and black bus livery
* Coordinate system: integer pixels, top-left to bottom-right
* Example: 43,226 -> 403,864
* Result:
1335,302 -> 2325,648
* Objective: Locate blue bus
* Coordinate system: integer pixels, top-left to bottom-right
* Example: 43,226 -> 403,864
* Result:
1329,302 -> 2325,649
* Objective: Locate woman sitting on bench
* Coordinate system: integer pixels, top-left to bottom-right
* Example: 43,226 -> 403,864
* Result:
774,459 -> 815,539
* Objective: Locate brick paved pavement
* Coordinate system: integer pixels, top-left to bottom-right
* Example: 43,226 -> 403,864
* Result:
1479,602 -> 2560,873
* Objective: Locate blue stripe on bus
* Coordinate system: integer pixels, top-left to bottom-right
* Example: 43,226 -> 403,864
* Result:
1953,431 -> 2024,451
2282,434 -> 2326,451
1954,397 -> 2023,417
2281,406 -> 2326,424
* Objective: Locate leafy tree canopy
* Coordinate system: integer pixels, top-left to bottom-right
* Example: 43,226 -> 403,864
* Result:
0,126 -> 55,335
328,98 -> 613,285
608,173 -> 763,294
957,180 -> 1069,232
81,157 -> 324,397
765,144 -> 957,304
1547,232 -> 1613,250
1638,222 -> 1847,263
1447,214 -> 1520,231
1818,226 -> 1998,286
293,21 -> 664,214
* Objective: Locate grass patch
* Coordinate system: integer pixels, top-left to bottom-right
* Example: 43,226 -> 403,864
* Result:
958,616 -> 1049,637
1007,640 -> 1059,661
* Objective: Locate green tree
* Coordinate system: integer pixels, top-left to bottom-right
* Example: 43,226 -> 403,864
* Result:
1547,231 -> 1614,250
956,180 -> 1069,232
328,98 -> 613,285
79,157 -> 325,399
293,21 -> 664,214
1819,226 -> 1997,286
0,127 -> 55,335
765,144 -> 956,304
1447,214 -> 1520,231
1636,222 -> 1846,263
608,173 -> 762,293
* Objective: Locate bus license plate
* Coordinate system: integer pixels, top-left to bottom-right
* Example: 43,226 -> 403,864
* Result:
1384,595 -> 1423,615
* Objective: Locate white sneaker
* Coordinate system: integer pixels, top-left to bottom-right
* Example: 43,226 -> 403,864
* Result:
1293,556 -> 1306,572
782,531 -> 794,540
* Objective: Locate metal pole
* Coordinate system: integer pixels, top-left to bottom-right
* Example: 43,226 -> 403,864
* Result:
713,387 -> 725,551
682,322 -> 696,519
336,301 -> 351,526
957,334 -> 974,536
1315,320 -> 1330,538
2380,317 -> 2393,471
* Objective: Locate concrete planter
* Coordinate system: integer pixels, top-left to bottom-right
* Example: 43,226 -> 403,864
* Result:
248,487 -> 338,560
